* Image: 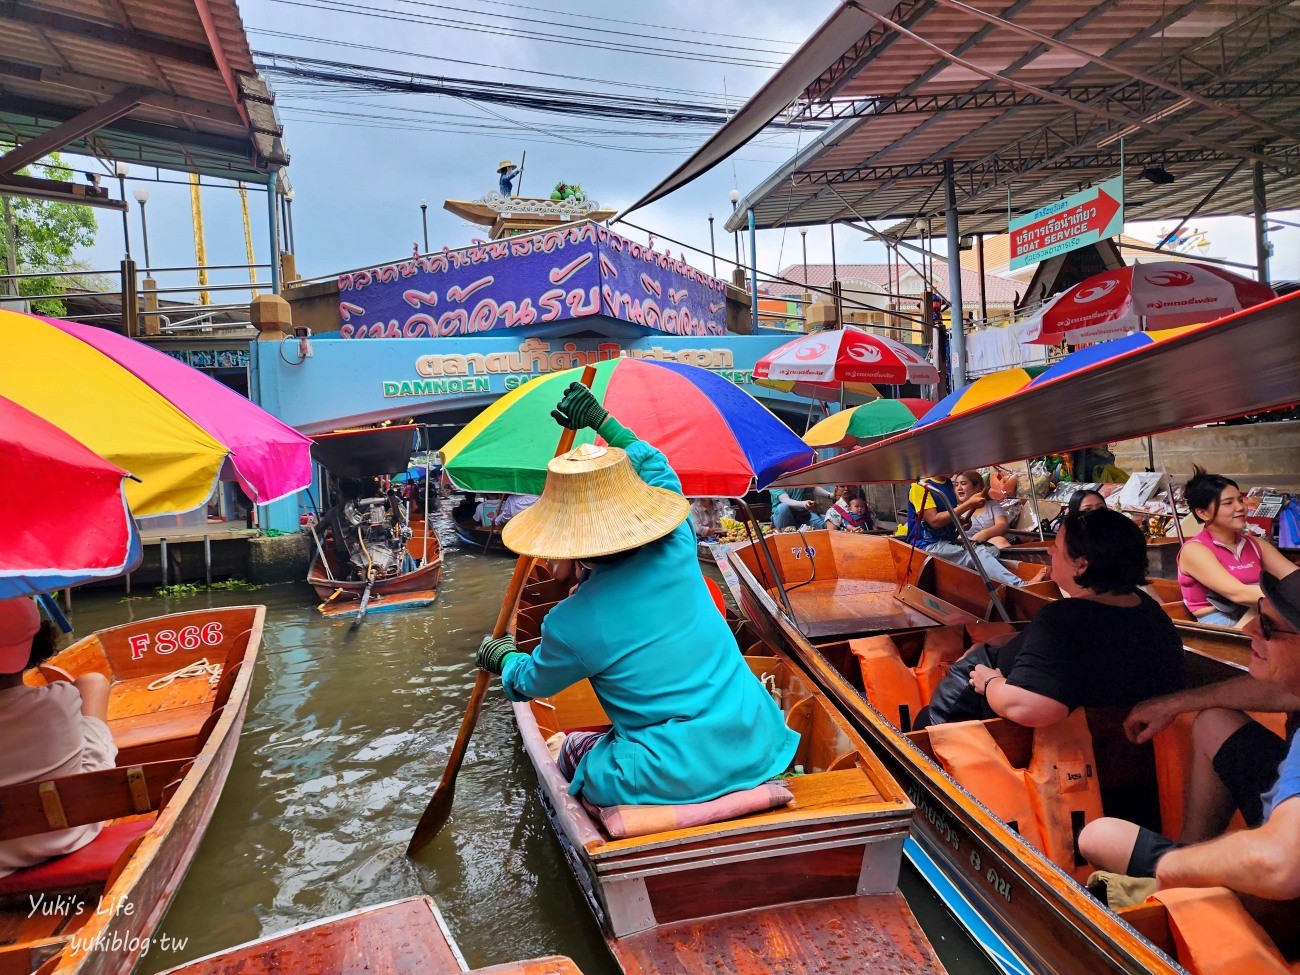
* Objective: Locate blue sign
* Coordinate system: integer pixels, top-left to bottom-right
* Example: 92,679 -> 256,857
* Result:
335,222 -> 728,339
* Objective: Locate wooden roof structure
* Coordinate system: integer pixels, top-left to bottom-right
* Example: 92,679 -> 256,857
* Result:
623,1 -> 1300,236
0,0 -> 287,205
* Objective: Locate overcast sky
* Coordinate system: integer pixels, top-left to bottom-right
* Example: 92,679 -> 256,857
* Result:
73,0 -> 1298,293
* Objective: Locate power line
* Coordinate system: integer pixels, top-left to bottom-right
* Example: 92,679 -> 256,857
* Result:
267,0 -> 786,69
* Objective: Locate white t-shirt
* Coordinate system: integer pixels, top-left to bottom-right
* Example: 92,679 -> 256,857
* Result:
0,682 -> 118,877
969,499 -> 1006,533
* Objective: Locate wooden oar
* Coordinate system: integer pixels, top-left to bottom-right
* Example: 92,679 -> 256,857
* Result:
407,365 -> 596,855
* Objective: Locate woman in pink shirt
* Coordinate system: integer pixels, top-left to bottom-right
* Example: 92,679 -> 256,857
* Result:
1177,468 -> 1294,626
0,598 -> 116,877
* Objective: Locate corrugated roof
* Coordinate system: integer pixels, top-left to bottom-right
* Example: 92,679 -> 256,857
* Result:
0,0 -> 287,181
627,2 -> 1300,236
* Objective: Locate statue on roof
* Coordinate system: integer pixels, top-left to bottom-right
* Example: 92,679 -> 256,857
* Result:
497,160 -> 521,197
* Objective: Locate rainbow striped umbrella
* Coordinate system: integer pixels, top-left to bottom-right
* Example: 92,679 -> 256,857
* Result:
442,359 -> 814,497
1026,327 -> 1201,388
0,309 -> 311,515
912,367 -> 1047,429
803,398 -> 936,448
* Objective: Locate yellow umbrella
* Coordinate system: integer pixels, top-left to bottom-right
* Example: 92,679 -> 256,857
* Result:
0,312 -> 228,515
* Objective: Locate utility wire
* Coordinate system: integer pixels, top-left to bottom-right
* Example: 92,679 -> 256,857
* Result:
267,0 -> 785,69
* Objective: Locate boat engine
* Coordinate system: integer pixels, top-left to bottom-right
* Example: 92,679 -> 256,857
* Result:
337,496 -> 407,579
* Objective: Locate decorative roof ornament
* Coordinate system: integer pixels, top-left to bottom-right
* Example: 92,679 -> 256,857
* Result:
474,190 -> 602,219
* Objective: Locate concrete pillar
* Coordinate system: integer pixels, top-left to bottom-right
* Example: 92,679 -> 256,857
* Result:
141,276 -> 160,336
1253,161 -> 1271,285
249,293 -> 300,534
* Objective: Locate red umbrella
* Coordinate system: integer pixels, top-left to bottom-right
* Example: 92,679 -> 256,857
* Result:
1024,262 -> 1274,345
0,394 -> 140,597
753,326 -> 939,397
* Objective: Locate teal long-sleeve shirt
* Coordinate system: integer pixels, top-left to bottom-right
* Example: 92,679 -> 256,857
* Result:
501,420 -> 799,807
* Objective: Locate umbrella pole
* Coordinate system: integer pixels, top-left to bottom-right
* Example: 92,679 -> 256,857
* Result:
737,499 -> 800,631
1024,461 -> 1047,542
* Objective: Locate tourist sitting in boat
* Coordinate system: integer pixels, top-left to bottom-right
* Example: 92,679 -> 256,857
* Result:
953,470 -> 1011,549
923,509 -> 1186,729
0,598 -> 116,877
770,485 -> 831,531
491,494 -> 541,527
906,473 -> 1033,589
475,382 -> 799,807
826,487 -> 874,533
1079,569 -> 1300,895
1178,468 -> 1293,627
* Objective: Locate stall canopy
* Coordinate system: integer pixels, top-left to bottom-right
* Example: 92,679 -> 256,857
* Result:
623,1 -> 1300,235
312,425 -> 419,479
768,292 -> 1300,487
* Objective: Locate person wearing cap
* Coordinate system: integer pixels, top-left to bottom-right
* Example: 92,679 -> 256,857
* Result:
1079,568 -> 1300,899
475,383 -> 799,808
0,598 -> 117,877
497,160 -> 521,197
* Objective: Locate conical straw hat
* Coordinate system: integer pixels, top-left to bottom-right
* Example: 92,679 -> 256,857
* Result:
502,444 -> 689,559
497,159 -> 516,173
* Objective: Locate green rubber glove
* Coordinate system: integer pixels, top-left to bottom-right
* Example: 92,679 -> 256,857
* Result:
476,633 -> 523,675
550,382 -> 609,432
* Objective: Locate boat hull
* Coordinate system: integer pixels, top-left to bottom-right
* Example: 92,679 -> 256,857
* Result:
307,549 -> 443,612
16,607 -> 265,975
450,499 -> 510,554
722,534 -> 1183,975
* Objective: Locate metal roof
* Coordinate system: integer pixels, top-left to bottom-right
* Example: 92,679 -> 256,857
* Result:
768,291 -> 1300,487
625,1 -> 1300,235
0,0 -> 288,185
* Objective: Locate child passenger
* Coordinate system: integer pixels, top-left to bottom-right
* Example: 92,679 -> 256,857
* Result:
0,598 -> 117,877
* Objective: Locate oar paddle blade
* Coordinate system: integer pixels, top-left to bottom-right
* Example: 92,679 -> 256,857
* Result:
406,668 -> 492,855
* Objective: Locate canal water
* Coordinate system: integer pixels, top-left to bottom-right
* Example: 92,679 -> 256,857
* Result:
66,511 -> 994,975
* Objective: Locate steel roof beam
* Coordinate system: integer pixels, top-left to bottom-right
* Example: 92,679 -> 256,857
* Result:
0,4 -> 217,70
934,0 -> 1300,145
0,86 -> 148,174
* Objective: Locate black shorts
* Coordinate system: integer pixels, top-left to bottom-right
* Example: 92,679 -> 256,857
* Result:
1125,719 -> 1286,878
1212,718 -> 1289,828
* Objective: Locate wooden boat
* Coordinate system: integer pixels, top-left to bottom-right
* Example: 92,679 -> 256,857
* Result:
450,497 -> 510,554
718,528 -> 1300,974
309,425 -> 444,618
156,895 -> 583,975
307,545 -> 443,619
0,606 -> 262,975
507,563 -> 947,975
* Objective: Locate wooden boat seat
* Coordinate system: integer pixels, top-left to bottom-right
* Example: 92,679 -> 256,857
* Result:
0,817 -> 154,898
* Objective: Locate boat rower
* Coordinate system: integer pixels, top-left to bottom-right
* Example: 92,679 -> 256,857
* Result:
475,382 -> 798,808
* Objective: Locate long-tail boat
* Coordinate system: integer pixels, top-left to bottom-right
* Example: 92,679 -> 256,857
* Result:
507,563 -> 948,975
449,497 -> 510,554
714,300 -> 1300,974
155,895 -> 583,975
309,425 -> 443,618
0,606 -> 262,975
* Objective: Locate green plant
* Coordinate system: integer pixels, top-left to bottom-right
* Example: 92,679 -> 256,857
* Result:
153,578 -> 260,597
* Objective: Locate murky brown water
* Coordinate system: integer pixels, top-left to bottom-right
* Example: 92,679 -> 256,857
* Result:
65,511 -> 993,975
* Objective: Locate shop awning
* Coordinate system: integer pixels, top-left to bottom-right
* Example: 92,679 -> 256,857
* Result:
768,293 -> 1300,487
312,425 -> 419,479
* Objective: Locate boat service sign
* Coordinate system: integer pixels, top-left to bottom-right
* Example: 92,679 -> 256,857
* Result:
1008,176 -> 1124,272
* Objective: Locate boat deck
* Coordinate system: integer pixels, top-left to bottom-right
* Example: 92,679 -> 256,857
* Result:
612,893 -> 945,975
781,581 -> 939,639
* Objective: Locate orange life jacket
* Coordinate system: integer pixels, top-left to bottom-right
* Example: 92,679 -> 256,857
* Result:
928,709 -> 1104,881
1149,887 -> 1293,975
852,626 -> 1004,730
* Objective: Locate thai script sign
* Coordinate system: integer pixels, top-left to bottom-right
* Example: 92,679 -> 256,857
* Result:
337,222 -> 728,338
381,338 -> 738,398
1009,176 -> 1124,271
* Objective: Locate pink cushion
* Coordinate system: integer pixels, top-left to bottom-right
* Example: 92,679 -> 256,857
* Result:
0,818 -> 153,895
592,782 -> 794,839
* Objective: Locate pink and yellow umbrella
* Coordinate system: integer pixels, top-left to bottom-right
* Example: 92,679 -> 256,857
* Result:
0,309 -> 311,516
